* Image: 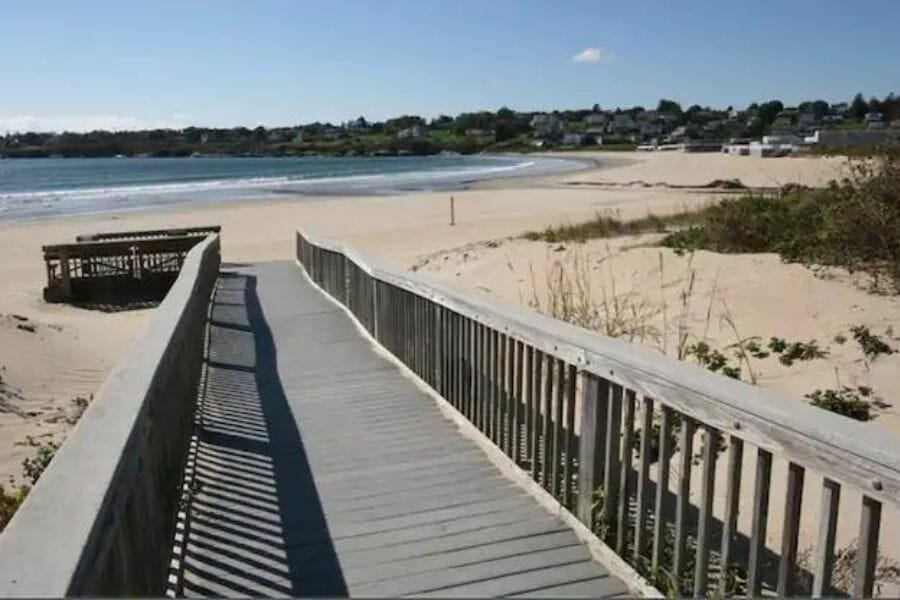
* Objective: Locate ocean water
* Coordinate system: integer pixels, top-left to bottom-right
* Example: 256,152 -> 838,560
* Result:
0,155 -> 586,222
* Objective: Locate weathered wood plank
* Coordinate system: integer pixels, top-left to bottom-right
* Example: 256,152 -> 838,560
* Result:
616,390 -> 635,556
530,349 -> 543,481
524,345 -> 534,468
812,478 -> 840,598
634,396 -> 653,563
718,436 -> 743,597
501,334 -> 511,452
513,340 -> 524,465
478,323 -> 488,433
777,462 -> 805,596
602,383 -> 623,543
75,225 -> 220,242
504,336 -> 515,459
651,405 -> 673,574
563,363 -> 577,508
672,416 -> 695,593
577,374 -> 603,527
489,329 -> 499,444
748,448 -> 773,597
693,426 -> 718,597
541,353 -> 553,491
551,358 -> 565,499
854,495 -> 882,598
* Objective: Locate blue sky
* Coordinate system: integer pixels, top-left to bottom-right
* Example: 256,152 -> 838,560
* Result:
1,0 -> 898,132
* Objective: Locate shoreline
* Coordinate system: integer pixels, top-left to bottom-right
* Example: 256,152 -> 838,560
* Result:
0,153 -> 594,225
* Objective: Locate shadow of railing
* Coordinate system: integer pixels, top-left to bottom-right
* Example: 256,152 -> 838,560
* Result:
172,272 -> 346,597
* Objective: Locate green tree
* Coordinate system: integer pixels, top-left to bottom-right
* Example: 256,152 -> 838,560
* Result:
850,93 -> 869,120
656,99 -> 682,115
868,96 -> 884,115
757,100 -> 784,126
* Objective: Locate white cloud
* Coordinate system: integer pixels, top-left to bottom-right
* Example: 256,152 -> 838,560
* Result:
572,47 -> 607,64
0,114 -> 191,134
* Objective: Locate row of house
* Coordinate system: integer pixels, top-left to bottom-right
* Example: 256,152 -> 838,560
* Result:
527,100 -> 899,150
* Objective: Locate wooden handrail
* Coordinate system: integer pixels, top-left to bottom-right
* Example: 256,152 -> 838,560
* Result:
42,235 -> 211,258
75,225 -> 220,242
296,228 -> 898,598
0,234 -> 221,595
43,233 -> 218,303
43,235 -> 209,257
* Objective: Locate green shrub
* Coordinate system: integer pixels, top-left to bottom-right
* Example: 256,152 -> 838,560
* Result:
22,442 -> 59,485
850,325 -> 895,363
806,386 -> 879,421
660,148 -> 900,291
661,194 -> 792,254
684,341 -> 741,379
0,485 -> 29,532
766,337 -> 829,366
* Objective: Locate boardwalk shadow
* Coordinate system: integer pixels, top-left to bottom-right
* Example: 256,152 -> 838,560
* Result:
177,272 -> 347,597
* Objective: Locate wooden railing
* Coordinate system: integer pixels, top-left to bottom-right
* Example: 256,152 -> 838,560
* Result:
297,229 -> 900,598
75,225 -> 221,242
43,227 -> 219,303
0,234 -> 221,596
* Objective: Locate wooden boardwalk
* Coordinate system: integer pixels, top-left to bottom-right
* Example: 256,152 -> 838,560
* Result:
171,261 -> 629,598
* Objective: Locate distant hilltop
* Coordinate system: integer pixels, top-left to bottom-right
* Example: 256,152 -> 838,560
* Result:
1,93 -> 897,158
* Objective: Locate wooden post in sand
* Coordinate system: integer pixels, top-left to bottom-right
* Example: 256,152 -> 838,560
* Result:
449,195 -> 456,226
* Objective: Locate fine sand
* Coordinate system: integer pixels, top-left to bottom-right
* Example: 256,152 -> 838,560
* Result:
2,150 -> 896,587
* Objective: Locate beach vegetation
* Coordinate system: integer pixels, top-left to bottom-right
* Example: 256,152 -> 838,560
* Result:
522,211 -> 695,244
850,324 -> 895,364
0,485 -> 29,532
514,148 -> 900,292
663,148 -> 900,291
21,441 -> 59,485
0,440 -> 59,533
805,385 -> 886,421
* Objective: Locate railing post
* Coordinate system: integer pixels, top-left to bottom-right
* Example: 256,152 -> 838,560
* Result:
59,250 -> 72,299
433,305 -> 442,390
372,278 -> 379,340
343,256 -> 349,306
577,372 -> 604,527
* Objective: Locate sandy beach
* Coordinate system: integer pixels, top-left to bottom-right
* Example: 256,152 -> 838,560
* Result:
2,150 -> 897,582
0,151 -> 871,477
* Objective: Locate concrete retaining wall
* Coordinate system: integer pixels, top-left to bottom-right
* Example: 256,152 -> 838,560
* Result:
0,234 -> 221,596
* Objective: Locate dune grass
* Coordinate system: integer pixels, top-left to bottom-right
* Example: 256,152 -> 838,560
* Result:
522,211 -> 699,244
524,148 -> 900,292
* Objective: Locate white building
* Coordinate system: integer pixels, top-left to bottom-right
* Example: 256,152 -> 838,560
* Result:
396,125 -> 425,140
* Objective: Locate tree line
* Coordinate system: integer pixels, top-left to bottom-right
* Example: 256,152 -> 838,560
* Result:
1,92 -> 896,158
